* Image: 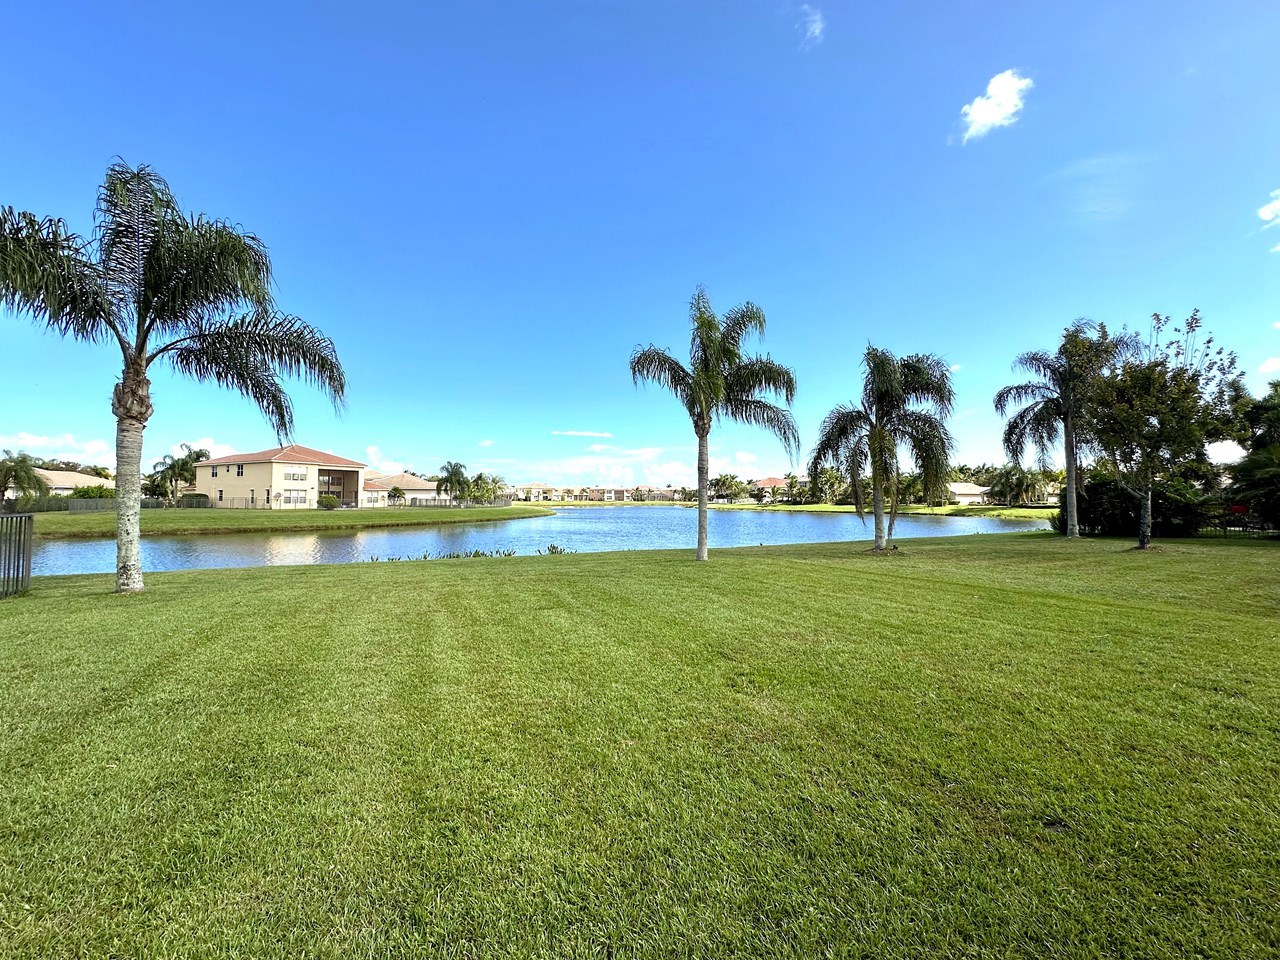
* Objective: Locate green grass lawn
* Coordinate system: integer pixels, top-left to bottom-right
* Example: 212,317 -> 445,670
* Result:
2,535 -> 1276,957
31,504 -> 553,539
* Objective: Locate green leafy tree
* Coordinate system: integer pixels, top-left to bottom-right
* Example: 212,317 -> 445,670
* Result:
783,472 -> 800,503
1,450 -> 49,510
630,286 -> 798,560
994,322 -> 1134,538
0,162 -> 345,592
1084,312 -> 1239,549
1230,445 -> 1280,529
987,463 -> 1045,505
437,461 -> 471,503
809,346 -> 953,551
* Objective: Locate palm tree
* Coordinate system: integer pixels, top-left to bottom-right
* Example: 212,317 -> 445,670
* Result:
1,163 -> 345,591
0,450 -> 49,511
809,346 -> 953,551
783,472 -> 800,504
994,322 -> 1132,538
630,287 -> 798,560
988,463 -> 1044,505
388,486 -> 406,506
437,461 -> 470,504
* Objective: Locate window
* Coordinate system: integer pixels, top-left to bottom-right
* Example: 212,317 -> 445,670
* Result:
217,489 -> 223,502
250,489 -> 255,505
284,467 -> 308,481
236,464 -> 244,477
211,465 -> 218,477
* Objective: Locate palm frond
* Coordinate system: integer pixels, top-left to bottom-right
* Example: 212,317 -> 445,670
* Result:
158,310 -> 346,437
0,208 -> 118,345
808,404 -> 870,479
724,355 -> 797,405
899,353 -> 955,415
993,380 -> 1056,416
720,301 -> 767,354
630,346 -> 695,416
721,397 -> 799,458
1001,400 -> 1060,467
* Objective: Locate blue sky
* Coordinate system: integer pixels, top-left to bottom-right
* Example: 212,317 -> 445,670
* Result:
3,1 -> 1278,488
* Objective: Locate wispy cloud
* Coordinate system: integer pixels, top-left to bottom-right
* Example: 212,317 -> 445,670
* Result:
796,4 -> 825,48
1045,154 -> 1146,224
1260,357 -> 1280,375
1258,189 -> 1280,226
551,430 -> 614,438
960,69 -> 1033,143
478,439 -> 494,447
950,364 -> 963,372
1272,321 -> 1280,330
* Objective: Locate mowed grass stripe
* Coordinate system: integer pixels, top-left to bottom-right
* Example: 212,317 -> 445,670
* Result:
0,535 -> 1276,957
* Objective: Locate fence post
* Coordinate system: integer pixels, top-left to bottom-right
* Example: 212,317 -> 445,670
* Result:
0,513 -> 34,599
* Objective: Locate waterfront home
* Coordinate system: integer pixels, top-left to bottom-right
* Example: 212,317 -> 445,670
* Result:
194,444 -> 368,509
31,468 -> 116,496
947,481 -> 990,506
374,472 -> 447,505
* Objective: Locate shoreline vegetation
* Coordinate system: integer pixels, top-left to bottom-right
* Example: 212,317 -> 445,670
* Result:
30,504 -> 553,540
547,500 -> 1055,520
2,535 -> 1275,955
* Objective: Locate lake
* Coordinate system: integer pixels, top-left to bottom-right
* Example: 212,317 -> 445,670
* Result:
31,506 -> 1051,576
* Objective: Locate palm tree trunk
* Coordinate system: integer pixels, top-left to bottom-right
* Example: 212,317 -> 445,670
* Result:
1063,414 -> 1079,538
696,426 -> 710,561
872,476 -> 887,550
111,364 -> 153,593
1137,478 -> 1153,550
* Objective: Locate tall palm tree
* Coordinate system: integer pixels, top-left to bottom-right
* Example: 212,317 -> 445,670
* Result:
630,287 -> 798,560
0,162 -> 345,591
994,322 -> 1132,538
783,472 -> 800,504
0,450 -> 50,511
437,461 -> 470,503
809,346 -> 953,551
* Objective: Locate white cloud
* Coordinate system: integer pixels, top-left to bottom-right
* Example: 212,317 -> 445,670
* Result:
0,431 -> 114,468
1258,189 -> 1280,224
478,439 -> 494,447
551,430 -> 614,438
178,437 -> 237,460
950,364 -> 963,372
365,445 -> 409,474
1260,357 -> 1280,375
960,69 -> 1033,143
1270,243 -> 1280,254
797,4 -> 825,48
1272,321 -> 1280,329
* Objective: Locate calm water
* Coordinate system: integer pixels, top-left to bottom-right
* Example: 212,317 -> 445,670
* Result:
32,506 -> 1051,576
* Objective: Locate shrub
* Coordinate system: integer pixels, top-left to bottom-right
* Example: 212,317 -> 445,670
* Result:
317,494 -> 340,510
1057,477 -> 1218,537
71,484 -> 115,499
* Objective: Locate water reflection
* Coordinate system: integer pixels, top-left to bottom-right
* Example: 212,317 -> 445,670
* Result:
32,506 -> 1051,576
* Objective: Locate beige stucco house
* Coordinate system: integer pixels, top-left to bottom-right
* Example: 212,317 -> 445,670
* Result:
947,481 -> 990,506
194,444 -> 368,509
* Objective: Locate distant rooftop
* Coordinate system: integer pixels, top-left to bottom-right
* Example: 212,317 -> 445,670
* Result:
201,444 -> 366,469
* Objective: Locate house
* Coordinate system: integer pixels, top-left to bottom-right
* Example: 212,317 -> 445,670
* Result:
751,477 -> 790,501
375,472 -> 448,505
31,468 -> 116,497
362,478 -> 390,508
193,444 -> 368,509
947,481 -> 990,506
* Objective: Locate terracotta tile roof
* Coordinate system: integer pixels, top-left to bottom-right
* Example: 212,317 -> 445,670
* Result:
753,477 -> 789,488
201,444 -> 366,468
363,479 -> 389,491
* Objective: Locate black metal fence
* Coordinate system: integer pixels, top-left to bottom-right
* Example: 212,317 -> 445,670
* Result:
0,513 -> 34,599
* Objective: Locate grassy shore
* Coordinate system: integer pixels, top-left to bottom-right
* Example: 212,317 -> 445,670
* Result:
708,501 -> 1055,520
30,504 -> 553,539
2,535 -> 1276,957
